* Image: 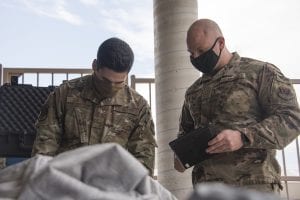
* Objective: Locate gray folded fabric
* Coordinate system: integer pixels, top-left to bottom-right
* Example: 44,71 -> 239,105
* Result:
0,143 -> 176,200
188,183 -> 280,200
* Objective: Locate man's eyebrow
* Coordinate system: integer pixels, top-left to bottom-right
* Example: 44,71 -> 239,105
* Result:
102,76 -> 124,84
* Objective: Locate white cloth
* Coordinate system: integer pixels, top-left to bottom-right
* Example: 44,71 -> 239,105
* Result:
188,183 -> 280,200
0,143 -> 176,200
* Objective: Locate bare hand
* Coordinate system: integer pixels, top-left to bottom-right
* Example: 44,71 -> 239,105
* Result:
206,129 -> 243,154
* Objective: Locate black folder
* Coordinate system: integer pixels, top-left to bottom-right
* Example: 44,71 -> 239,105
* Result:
169,126 -> 217,169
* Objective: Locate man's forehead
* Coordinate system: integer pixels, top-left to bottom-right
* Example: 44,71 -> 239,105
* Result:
101,67 -> 127,78
187,31 -> 209,50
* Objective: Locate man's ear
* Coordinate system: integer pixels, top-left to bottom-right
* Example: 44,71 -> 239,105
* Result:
92,59 -> 97,71
219,37 -> 225,50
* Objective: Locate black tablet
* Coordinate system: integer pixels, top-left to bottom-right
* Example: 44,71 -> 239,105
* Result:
169,126 -> 217,169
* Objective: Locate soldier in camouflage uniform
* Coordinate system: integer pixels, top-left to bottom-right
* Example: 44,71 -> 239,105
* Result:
32,38 -> 157,176
174,19 -> 300,193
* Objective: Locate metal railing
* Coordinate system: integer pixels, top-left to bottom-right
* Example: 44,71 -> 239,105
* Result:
0,65 -> 300,199
282,80 -> 300,198
130,75 -> 155,109
1,66 -> 92,86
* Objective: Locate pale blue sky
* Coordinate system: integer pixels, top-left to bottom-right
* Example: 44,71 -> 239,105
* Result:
0,0 -> 154,75
197,0 -> 300,79
1,0 -> 300,78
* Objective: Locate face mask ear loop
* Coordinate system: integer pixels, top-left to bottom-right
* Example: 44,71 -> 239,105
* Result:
217,37 -> 224,57
218,45 -> 223,57
209,37 -> 222,51
212,37 -> 223,62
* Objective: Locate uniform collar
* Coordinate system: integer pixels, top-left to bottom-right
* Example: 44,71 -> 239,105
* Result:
228,52 -> 241,65
201,52 -> 241,81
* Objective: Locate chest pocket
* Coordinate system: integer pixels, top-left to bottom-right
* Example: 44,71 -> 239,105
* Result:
103,106 -> 139,147
189,74 -> 249,126
188,78 -> 220,126
188,88 -> 205,127
211,73 -> 252,119
64,98 -> 92,145
213,74 -> 245,92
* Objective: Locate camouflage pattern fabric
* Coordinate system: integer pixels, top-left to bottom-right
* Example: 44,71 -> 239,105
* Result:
32,75 -> 156,175
244,183 -> 281,194
179,52 -> 300,187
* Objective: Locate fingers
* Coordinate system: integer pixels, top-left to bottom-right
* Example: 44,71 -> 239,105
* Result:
208,133 -> 223,146
206,130 -> 243,154
206,141 -> 227,153
206,135 -> 226,153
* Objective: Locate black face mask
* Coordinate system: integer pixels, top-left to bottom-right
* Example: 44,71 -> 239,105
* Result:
92,73 -> 124,99
190,38 -> 222,74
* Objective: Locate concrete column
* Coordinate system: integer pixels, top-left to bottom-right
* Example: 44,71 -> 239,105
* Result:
153,0 -> 199,199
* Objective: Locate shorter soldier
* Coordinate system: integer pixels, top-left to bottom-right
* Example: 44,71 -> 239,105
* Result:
32,38 -> 157,176
174,19 -> 300,193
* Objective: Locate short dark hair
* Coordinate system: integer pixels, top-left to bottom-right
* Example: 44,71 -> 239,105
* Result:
96,37 -> 134,73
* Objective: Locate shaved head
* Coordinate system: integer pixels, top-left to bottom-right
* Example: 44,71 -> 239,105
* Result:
186,19 -> 225,57
187,19 -> 223,41
186,19 -> 232,70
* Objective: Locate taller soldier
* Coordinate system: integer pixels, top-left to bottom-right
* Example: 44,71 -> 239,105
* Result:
174,19 -> 300,193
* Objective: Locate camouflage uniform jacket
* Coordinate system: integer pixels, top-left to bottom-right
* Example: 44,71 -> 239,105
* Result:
179,52 -> 300,186
32,75 -> 156,175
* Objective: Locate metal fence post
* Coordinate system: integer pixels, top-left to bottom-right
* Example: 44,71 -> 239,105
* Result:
130,75 -> 136,90
0,63 -> 2,85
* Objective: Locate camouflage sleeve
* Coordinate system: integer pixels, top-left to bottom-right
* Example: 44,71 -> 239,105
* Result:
31,84 -> 68,156
178,98 -> 195,138
127,99 -> 157,176
243,64 -> 300,149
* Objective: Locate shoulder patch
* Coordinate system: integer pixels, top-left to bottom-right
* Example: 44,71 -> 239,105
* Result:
278,86 -> 295,100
